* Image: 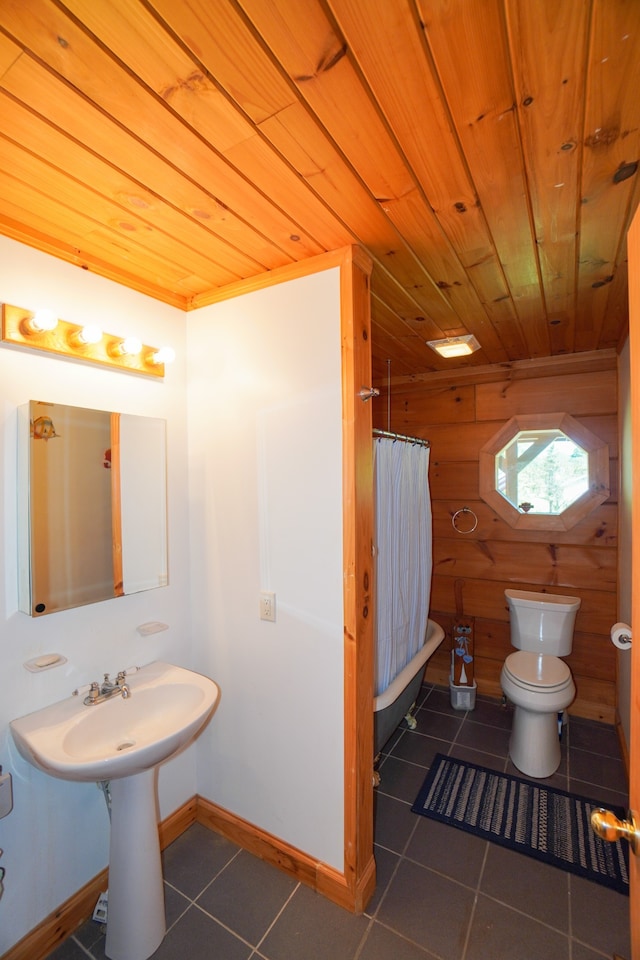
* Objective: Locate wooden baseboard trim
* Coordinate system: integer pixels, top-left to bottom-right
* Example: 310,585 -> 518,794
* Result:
7,783 -> 378,960
196,795 -> 318,888
317,852 -> 377,913
6,790 -> 373,960
3,799 -> 198,960
195,796 -> 373,913
3,866 -> 110,960
159,796 -> 198,847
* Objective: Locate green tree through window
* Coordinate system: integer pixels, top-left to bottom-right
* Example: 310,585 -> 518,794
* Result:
496,430 -> 589,515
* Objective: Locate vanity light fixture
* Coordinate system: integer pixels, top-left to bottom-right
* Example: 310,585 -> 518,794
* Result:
1,303 -> 174,378
426,334 -> 481,358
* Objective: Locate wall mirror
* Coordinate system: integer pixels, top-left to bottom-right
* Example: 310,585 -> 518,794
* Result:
18,400 -> 168,617
479,412 -> 610,531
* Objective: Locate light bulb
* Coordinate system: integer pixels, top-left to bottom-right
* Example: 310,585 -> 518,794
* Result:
78,324 -> 102,345
150,346 -> 176,365
70,324 -> 103,347
120,336 -> 142,356
436,341 -> 474,358
26,309 -> 58,334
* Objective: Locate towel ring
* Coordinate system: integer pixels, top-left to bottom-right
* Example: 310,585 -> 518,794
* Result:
452,506 -> 478,534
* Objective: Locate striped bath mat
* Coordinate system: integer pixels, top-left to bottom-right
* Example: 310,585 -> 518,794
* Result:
411,753 -> 629,895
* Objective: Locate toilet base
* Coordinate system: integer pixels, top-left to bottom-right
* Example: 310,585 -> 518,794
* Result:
509,706 -> 562,779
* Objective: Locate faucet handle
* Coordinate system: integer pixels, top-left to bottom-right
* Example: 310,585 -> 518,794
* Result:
103,672 -> 110,682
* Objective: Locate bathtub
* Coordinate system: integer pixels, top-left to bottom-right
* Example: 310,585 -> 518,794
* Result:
373,618 -> 445,756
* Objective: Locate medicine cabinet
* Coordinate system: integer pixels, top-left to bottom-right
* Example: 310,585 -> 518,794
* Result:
18,400 -> 167,616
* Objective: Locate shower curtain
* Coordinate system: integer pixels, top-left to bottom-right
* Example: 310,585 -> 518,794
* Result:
373,437 -> 433,698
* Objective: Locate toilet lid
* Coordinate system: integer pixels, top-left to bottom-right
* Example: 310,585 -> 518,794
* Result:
504,651 -> 572,689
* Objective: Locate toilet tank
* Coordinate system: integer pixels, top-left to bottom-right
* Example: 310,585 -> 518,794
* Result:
505,589 -> 581,656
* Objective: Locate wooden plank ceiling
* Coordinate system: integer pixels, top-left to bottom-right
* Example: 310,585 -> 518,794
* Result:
1,0 -> 639,379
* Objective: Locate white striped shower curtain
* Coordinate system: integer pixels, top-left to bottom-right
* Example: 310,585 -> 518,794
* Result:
373,437 -> 433,698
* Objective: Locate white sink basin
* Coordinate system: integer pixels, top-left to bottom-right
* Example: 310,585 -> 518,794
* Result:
10,660 -> 220,782
11,660 -> 220,960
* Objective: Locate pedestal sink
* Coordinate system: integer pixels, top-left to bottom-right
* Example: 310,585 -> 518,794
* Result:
10,661 -> 220,960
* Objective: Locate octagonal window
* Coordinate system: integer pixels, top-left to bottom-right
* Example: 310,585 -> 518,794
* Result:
479,413 -> 609,531
496,428 -> 589,515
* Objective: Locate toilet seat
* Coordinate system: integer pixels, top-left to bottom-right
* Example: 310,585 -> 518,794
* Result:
503,651 -> 572,692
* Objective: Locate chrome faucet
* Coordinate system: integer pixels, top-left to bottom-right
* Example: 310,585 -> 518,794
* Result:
83,671 -> 131,705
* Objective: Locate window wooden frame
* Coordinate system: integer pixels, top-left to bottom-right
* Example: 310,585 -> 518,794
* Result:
479,412 -> 610,531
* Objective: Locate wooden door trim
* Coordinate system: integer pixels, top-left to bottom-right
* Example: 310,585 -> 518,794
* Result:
626,206 -> 639,957
339,245 -> 376,908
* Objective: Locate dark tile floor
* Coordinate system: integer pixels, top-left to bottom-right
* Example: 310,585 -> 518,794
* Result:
46,684 -> 630,960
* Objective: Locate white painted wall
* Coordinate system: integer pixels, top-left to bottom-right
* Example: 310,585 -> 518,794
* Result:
0,239 -> 348,954
617,338 -> 632,752
187,271 -> 346,871
0,238 -> 191,955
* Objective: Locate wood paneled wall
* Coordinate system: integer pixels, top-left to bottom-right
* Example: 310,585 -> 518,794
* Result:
373,351 -> 618,722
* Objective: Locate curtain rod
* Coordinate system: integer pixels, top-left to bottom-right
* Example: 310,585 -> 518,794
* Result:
373,428 -> 430,449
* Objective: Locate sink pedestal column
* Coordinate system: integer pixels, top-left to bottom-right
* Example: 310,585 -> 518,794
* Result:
105,769 -> 166,960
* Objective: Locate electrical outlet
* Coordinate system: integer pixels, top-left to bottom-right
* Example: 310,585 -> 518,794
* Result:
259,591 -> 276,622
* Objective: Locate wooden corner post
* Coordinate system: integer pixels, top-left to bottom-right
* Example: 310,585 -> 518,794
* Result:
319,245 -> 376,911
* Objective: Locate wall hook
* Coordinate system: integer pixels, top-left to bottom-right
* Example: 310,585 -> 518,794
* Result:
359,387 -> 380,402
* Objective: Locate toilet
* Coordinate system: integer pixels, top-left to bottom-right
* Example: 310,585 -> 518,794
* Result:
501,589 -> 581,778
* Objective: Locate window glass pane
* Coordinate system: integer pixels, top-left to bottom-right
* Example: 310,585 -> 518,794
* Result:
496,429 -> 589,515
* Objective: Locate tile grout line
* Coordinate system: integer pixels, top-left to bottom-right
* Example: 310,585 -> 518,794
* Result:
69,937 -> 99,959
459,840 -> 491,960
48,689 -> 629,960
249,881 -> 301,956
